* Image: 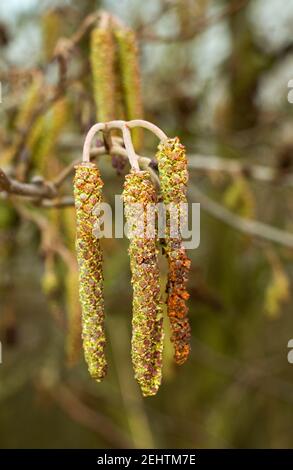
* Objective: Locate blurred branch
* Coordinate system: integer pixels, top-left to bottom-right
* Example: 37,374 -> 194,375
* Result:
188,154 -> 293,188
53,10 -> 101,62
135,0 -> 174,35
189,185 -> 293,249
41,197 -> 75,208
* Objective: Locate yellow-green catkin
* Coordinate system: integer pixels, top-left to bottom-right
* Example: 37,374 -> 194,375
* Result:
90,27 -> 116,122
123,170 -> 164,397
223,175 -> 255,218
74,163 -> 107,381
156,137 -> 191,366
42,254 -> 59,298
115,28 -> 144,149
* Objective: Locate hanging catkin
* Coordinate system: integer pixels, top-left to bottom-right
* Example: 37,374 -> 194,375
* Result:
156,137 -> 191,365
90,27 -> 116,122
115,28 -> 144,149
74,162 -> 107,381
41,9 -> 62,61
27,97 -> 68,172
123,170 -> 164,397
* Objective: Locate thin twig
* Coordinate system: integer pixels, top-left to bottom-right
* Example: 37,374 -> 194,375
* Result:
0,168 -> 57,198
41,197 -> 75,208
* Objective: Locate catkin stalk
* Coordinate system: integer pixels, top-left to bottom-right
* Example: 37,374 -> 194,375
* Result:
156,138 -> 191,365
74,162 -> 107,381
123,170 -> 164,397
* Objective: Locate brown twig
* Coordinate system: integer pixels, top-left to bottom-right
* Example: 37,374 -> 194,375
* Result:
188,154 -> 293,188
189,185 -> 293,249
140,0 -> 249,42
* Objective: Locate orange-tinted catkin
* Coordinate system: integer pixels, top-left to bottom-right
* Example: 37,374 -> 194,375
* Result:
74,163 -> 107,381
156,138 -> 191,365
123,170 -> 164,396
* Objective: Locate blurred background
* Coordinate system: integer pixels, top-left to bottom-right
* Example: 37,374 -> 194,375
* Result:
0,0 -> 293,449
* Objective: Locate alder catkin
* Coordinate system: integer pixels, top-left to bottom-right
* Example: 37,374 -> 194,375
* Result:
115,28 -> 144,149
123,170 -> 164,397
62,207 -> 82,365
28,97 -> 68,172
156,137 -> 191,365
74,162 -> 107,381
90,27 -> 116,122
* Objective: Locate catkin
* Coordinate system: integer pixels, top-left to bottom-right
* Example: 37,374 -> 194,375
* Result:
123,170 -> 164,397
90,27 -> 116,122
74,162 -> 107,381
156,138 -> 191,365
115,28 -> 144,149
28,97 -> 68,172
